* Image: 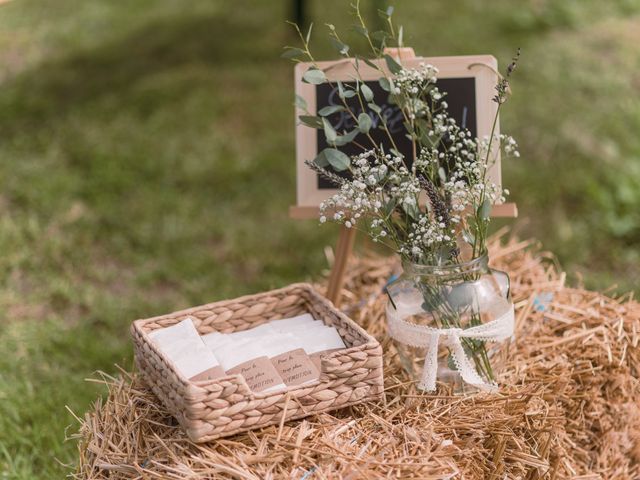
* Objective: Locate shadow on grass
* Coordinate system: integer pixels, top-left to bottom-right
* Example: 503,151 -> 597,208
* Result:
0,10 -> 280,133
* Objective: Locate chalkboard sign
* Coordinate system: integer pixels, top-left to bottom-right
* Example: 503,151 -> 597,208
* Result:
315,77 -> 477,189
294,54 -> 501,209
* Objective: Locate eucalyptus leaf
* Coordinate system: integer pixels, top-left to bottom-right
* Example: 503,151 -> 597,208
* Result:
303,68 -> 326,85
402,200 -> 419,219
357,113 -> 372,134
390,148 -> 402,159
382,198 -> 398,217
368,103 -> 381,114
312,151 -> 330,167
415,118 -> 429,132
384,54 -> 403,74
333,129 -> 359,146
360,83 -> 374,102
305,23 -> 313,44
478,197 -> 492,220
353,25 -> 368,38
322,117 -> 337,144
343,129 -> 360,142
462,230 -> 476,245
329,37 -> 349,56
318,105 -> 345,116
299,115 -> 323,129
371,31 -> 390,43
338,80 -> 356,98
295,94 -> 307,111
361,57 -> 379,71
379,77 -> 391,92
281,47 -> 306,59
377,6 -> 394,19
323,148 -> 351,171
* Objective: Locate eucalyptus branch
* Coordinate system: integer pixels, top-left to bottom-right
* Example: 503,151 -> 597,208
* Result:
353,0 -> 380,56
352,0 -> 414,134
288,22 -> 380,152
349,65 -> 400,153
286,21 -> 315,63
385,12 -> 396,40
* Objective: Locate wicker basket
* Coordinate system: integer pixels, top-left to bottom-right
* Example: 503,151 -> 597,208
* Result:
131,283 -> 384,442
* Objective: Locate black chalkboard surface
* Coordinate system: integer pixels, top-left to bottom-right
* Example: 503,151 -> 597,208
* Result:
316,78 -> 477,189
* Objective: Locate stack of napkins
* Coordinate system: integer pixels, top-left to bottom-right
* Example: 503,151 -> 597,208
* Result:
147,314 -> 346,393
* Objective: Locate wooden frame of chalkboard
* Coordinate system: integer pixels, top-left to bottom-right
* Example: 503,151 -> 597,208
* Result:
293,53 -> 506,212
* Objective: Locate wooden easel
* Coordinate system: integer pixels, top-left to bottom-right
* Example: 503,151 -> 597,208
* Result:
291,47 -> 518,307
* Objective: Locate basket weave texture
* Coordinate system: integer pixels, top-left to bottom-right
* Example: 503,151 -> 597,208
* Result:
130,283 -> 384,442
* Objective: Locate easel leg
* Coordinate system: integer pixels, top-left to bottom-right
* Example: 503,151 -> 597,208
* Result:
326,226 -> 356,307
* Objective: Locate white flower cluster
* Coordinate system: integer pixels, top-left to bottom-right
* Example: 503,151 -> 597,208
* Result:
416,118 -> 478,170
319,150 -> 402,233
477,133 -> 520,166
503,135 -> 520,157
400,215 -> 457,262
392,63 -> 438,96
391,63 -> 445,121
417,123 -> 517,212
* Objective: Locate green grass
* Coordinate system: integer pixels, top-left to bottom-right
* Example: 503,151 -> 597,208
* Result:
0,0 -> 638,477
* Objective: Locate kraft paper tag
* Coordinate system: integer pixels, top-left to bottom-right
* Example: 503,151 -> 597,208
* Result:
189,365 -> 225,382
271,348 -> 319,386
227,356 -> 284,392
310,348 -> 345,371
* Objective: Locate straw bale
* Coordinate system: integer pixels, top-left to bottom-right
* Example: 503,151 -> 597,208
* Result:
72,233 -> 640,479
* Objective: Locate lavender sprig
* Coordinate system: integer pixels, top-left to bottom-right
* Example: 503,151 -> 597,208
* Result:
418,175 -> 451,226
493,48 -> 521,105
304,159 -> 346,186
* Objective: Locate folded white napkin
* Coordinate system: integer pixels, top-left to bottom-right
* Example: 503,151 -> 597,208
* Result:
148,318 -> 223,382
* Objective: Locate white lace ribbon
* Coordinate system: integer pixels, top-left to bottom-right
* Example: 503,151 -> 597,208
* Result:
386,302 -> 514,392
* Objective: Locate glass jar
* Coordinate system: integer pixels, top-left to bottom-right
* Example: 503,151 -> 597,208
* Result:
385,253 -> 514,394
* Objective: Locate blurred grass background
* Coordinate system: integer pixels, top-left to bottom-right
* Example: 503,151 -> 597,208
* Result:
0,0 -> 638,477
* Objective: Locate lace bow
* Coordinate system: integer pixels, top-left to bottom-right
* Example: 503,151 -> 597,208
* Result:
386,302 -> 514,392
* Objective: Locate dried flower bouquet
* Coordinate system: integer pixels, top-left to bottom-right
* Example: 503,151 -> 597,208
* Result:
285,2 -> 521,390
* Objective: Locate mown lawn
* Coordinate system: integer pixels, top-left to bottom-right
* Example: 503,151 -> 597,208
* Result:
0,1 -> 638,477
